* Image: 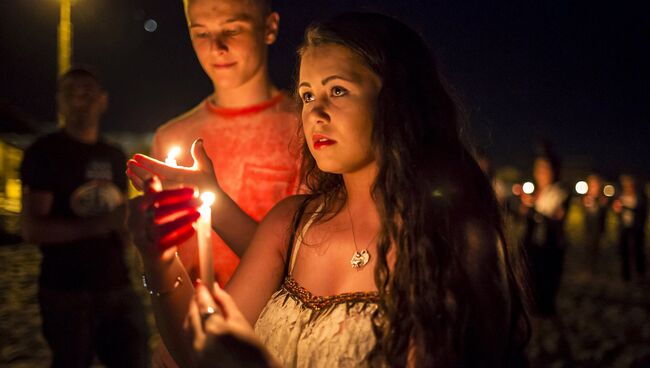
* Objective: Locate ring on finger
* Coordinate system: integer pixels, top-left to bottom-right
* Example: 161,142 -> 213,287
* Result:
201,306 -> 216,323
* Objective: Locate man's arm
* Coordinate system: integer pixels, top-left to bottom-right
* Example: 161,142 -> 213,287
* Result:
153,131 -> 261,258
210,192 -> 258,258
132,139 -> 259,258
21,186 -> 122,245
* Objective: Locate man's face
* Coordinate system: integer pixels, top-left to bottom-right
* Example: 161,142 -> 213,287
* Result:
620,175 -> 635,192
57,75 -> 107,123
186,0 -> 278,90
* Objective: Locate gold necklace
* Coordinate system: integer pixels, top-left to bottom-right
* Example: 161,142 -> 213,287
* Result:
346,202 -> 375,269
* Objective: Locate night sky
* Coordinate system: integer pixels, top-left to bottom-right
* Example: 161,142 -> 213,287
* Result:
1,0 -> 648,180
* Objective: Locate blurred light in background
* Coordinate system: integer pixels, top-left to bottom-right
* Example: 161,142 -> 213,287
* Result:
144,19 -> 158,32
0,140 -> 24,213
522,181 -> 535,195
603,184 -> 616,197
575,180 -> 588,195
58,0 -> 72,77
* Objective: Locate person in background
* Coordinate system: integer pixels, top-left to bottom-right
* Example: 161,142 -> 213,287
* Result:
518,146 -> 573,363
519,149 -> 569,316
475,147 -> 507,207
20,68 -> 148,368
612,173 -> 647,281
581,173 -> 609,274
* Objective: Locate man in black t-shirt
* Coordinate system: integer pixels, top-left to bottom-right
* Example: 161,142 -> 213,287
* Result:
20,68 -> 148,368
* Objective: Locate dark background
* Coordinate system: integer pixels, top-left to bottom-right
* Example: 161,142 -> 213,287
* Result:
1,0 -> 648,179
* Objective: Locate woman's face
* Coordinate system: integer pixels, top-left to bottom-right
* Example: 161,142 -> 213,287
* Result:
586,175 -> 601,196
533,158 -> 554,187
298,44 -> 382,175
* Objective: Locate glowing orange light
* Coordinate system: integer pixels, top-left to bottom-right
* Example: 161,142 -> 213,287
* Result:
165,146 -> 181,166
200,191 -> 215,208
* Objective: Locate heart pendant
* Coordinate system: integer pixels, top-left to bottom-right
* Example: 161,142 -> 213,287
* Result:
351,250 -> 370,269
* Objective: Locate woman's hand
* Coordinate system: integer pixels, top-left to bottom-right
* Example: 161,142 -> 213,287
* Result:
189,282 -> 276,368
127,176 -> 201,263
127,139 -> 221,195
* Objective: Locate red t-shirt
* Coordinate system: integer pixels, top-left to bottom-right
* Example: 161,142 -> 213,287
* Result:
151,92 -> 300,285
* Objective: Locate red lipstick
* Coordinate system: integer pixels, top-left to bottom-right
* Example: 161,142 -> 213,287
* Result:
312,134 -> 337,150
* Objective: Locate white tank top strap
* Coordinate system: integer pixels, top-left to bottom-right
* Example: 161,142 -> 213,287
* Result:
288,202 -> 325,276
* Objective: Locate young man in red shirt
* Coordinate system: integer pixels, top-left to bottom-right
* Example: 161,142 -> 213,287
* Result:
146,0 -> 299,286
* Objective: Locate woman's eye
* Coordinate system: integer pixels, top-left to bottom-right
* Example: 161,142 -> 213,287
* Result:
331,86 -> 348,97
301,92 -> 314,103
193,32 -> 209,39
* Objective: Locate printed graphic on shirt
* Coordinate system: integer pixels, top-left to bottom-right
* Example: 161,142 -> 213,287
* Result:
85,160 -> 114,181
69,180 -> 124,218
66,160 -> 122,217
70,180 -> 124,218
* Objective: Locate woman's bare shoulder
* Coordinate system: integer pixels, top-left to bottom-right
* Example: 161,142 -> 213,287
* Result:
261,194 -> 311,228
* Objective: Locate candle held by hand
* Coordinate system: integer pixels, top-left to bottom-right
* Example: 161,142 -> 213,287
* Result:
197,191 -> 215,287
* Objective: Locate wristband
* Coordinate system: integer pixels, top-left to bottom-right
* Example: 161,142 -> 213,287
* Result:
142,274 -> 183,297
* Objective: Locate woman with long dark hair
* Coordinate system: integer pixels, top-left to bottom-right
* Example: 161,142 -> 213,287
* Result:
128,12 -> 529,367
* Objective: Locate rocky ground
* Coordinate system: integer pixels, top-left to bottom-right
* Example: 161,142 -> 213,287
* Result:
1,202 -> 649,367
521,204 -> 650,368
0,242 -> 160,368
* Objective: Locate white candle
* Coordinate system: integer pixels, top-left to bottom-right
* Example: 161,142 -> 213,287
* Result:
165,146 -> 181,166
197,191 -> 215,287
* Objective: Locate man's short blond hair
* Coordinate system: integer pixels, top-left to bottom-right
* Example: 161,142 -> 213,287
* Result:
182,0 -> 272,17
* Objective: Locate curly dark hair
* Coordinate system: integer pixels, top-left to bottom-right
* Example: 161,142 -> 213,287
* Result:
294,12 -> 530,367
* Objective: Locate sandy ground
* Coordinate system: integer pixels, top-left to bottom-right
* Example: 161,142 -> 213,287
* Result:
1,200 -> 649,367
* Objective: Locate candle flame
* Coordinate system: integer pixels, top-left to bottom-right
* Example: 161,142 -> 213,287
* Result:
167,146 -> 181,160
522,181 -> 535,195
200,191 -> 216,207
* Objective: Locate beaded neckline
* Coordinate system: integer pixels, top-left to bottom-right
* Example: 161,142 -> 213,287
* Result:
282,276 -> 379,312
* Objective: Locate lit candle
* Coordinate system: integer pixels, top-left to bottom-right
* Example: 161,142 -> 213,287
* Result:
197,191 -> 215,287
165,146 -> 181,166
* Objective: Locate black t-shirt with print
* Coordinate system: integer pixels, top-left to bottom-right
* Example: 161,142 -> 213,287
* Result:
20,130 -> 130,291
